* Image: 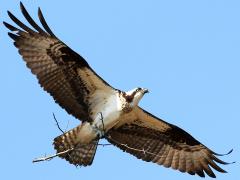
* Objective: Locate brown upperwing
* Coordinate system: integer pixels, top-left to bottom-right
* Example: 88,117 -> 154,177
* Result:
4,2 -> 113,122
107,107 -> 231,178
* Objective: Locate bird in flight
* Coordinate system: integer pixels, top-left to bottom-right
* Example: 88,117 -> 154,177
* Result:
4,2 -> 232,178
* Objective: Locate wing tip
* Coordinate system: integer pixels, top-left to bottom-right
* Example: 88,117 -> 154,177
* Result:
37,6 -> 57,38
38,7 -> 41,13
3,21 -> 19,32
7,10 -> 13,18
8,32 -> 18,40
6,1 -> 55,37
19,1 -> 24,10
212,148 -> 233,157
3,21 -> 10,29
209,174 -> 217,178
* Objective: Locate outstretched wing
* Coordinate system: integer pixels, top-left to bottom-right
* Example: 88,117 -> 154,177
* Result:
107,107 -> 231,178
4,2 -> 114,122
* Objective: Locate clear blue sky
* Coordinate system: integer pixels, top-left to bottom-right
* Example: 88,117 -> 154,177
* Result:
0,0 -> 239,179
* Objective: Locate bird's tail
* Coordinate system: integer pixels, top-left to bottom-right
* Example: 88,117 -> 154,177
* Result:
53,125 -> 98,166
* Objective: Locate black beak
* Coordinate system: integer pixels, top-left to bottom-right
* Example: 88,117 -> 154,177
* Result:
143,88 -> 149,94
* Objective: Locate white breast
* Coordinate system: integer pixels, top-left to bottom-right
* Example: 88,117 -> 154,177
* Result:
89,90 -> 122,132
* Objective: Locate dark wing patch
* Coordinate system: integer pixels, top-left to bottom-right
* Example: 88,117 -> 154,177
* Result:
4,2 -> 113,122
106,107 -> 231,178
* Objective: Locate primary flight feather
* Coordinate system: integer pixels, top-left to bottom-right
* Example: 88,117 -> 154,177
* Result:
4,2 -> 232,178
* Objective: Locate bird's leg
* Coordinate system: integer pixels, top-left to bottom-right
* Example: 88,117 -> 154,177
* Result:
99,112 -> 105,133
92,112 -> 106,138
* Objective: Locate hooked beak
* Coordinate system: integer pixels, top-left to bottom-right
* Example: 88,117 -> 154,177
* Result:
143,88 -> 149,94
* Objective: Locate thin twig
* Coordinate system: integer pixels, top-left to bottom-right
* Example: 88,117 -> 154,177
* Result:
33,148 -> 74,163
33,113 -> 117,164
107,135 -> 167,159
97,143 -> 112,147
98,113 -> 165,159
64,119 -> 70,133
53,113 -> 64,134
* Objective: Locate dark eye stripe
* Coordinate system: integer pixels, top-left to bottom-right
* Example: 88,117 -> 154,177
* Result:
136,87 -> 142,92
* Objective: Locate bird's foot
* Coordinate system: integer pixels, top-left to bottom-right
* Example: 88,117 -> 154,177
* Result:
93,125 -> 105,138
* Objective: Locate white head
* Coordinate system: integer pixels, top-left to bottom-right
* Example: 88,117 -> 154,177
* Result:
125,87 -> 149,107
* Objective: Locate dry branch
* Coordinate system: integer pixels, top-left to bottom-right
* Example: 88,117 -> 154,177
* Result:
33,148 -> 74,163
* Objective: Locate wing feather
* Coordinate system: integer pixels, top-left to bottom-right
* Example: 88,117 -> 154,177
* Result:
38,7 -> 57,37
4,3 -> 114,122
107,107 -> 231,178
20,2 -> 46,35
163,148 -> 174,168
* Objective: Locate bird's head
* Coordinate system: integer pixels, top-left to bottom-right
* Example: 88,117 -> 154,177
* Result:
125,87 -> 149,107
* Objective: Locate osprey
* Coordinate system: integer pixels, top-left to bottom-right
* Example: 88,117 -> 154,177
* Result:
4,2 -> 232,178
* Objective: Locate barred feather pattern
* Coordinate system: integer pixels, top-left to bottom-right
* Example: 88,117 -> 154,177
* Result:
54,126 -> 98,166
3,2 -> 113,122
106,107 -> 231,178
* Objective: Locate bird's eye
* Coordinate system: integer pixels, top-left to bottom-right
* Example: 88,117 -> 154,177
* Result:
136,88 -> 141,92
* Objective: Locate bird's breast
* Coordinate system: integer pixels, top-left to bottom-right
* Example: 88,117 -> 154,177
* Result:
77,91 -> 135,143
89,92 -> 123,132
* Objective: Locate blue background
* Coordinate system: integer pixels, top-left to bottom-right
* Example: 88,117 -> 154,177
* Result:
0,0 -> 239,179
